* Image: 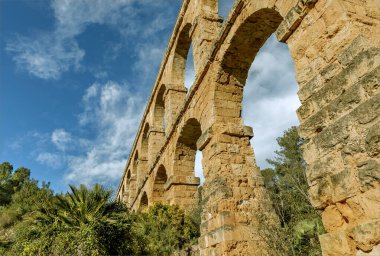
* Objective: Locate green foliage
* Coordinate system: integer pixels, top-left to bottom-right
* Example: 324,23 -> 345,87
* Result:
133,203 -> 200,255
1,166 -> 200,256
1,128 -> 324,256
0,162 -> 31,206
261,126 -> 325,256
7,183 -> 136,256
0,162 -> 54,254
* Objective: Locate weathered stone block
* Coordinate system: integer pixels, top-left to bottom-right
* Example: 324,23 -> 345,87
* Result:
308,177 -> 332,209
358,160 -> 380,190
322,205 -> 347,232
319,230 -> 355,255
349,220 -> 380,252
330,169 -> 359,203
365,123 -> 380,157
338,35 -> 371,66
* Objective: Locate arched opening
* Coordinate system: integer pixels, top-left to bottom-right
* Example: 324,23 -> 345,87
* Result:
221,9 -> 283,85
184,44 -> 195,90
141,123 -> 149,160
154,85 -> 166,132
121,184 -> 127,204
172,23 -> 194,91
168,118 -> 202,207
126,167 -> 137,208
194,150 -> 204,184
139,192 -> 148,212
242,35 -> 300,169
219,8 -> 302,174
152,165 -> 168,203
176,118 -> 202,176
133,151 -> 140,188
216,7 -> 322,254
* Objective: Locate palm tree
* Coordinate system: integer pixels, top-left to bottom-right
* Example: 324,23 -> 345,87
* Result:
53,184 -> 121,228
36,183 -> 122,229
29,184 -> 133,255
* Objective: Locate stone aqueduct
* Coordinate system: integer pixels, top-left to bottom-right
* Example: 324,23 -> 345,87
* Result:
116,0 -> 380,255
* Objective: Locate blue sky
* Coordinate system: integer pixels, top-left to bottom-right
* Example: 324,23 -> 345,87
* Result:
1,0 -> 300,193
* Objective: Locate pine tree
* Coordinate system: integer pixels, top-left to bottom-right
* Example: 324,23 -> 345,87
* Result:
262,126 -> 325,256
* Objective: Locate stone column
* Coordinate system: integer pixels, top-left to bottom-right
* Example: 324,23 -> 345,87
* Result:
147,129 -> 165,166
198,123 -> 277,256
279,0 -> 380,254
136,159 -> 148,191
127,174 -> 137,208
164,84 -> 188,134
165,175 -> 200,208
190,14 -> 223,74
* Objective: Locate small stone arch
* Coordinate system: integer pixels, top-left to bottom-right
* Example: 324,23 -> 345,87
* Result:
167,118 -> 201,206
139,191 -> 149,212
141,123 -> 150,160
221,8 -> 283,87
173,118 -> 202,176
133,151 -> 139,170
153,84 -> 166,132
171,23 -> 193,86
152,165 -> 168,203
126,168 -> 137,208
133,151 -> 142,187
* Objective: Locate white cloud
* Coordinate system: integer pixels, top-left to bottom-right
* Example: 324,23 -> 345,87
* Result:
242,35 -> 301,169
6,35 -> 84,80
36,152 -> 63,169
6,0 -> 178,80
133,44 -> 166,82
65,81 -> 144,185
51,129 -> 72,151
27,81 -> 144,186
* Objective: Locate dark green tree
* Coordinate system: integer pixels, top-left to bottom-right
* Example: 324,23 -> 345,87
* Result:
261,126 -> 324,255
0,162 -> 31,206
0,162 -> 54,254
9,183 -> 136,256
134,203 -> 200,255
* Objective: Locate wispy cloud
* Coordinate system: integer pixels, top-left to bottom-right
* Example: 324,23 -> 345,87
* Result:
51,129 -> 72,151
242,35 -> 301,169
36,152 -> 64,169
16,81 -> 144,186
6,0 -> 178,80
64,81 -> 144,185
6,35 -> 84,80
133,44 -> 166,82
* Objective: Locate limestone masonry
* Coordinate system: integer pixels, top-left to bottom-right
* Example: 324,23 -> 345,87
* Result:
116,0 -> 380,255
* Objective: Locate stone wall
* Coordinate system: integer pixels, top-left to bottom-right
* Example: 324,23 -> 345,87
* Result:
116,0 -> 380,255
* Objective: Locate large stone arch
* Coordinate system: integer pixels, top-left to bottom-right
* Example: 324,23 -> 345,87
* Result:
152,164 -> 168,203
211,0 -> 380,255
117,0 -> 380,255
199,7 -> 287,254
166,118 -> 201,207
